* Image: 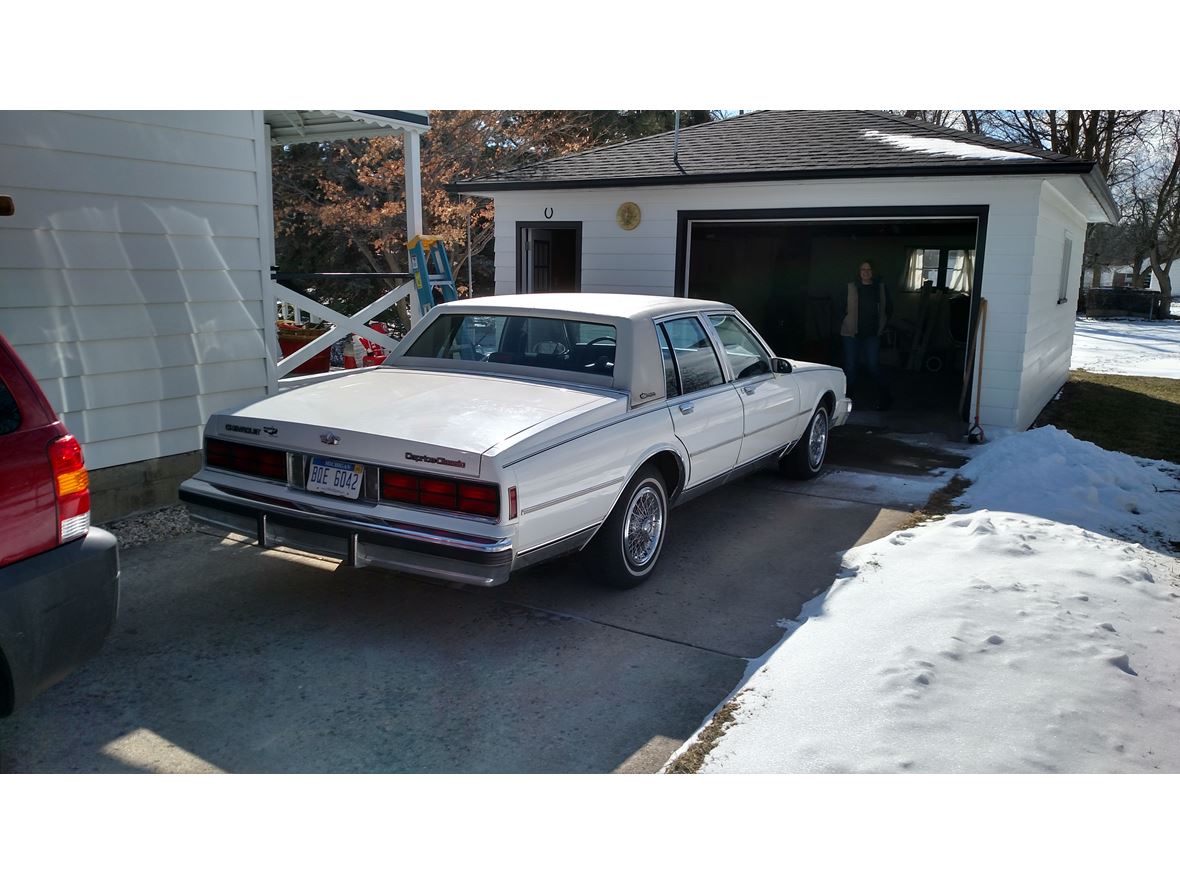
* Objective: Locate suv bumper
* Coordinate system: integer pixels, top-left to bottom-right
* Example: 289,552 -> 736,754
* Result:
0,527 -> 120,715
179,479 -> 514,587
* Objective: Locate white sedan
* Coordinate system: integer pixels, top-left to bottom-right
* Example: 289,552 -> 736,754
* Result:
180,294 -> 850,588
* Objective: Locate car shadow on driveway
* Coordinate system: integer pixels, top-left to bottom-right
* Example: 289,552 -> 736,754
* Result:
0,467 -> 915,774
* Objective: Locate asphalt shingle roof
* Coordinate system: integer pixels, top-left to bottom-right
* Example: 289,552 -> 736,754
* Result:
448,110 -> 1098,192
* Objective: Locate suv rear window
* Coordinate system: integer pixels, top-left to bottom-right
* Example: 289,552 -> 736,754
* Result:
0,378 -> 20,435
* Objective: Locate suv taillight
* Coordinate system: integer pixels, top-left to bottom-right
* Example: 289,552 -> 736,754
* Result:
380,468 -> 500,518
49,434 -> 90,543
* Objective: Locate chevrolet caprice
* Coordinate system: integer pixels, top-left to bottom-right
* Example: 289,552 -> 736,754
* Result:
180,294 -> 850,588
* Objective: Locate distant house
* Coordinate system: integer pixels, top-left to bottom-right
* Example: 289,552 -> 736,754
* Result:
1095,262 -> 1180,292
450,110 -> 1119,435
0,110 -> 428,520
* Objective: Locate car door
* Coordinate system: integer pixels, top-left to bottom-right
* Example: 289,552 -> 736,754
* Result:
657,315 -> 744,489
706,312 -> 801,466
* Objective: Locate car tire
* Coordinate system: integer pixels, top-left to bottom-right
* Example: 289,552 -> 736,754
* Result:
781,404 -> 830,480
586,466 -> 668,589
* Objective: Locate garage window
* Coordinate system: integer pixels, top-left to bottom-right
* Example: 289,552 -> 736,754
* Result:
904,248 -> 975,293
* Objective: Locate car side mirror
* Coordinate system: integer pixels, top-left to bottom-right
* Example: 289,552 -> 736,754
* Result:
771,357 -> 792,374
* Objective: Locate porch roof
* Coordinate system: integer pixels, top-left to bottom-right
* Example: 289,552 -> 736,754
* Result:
264,110 -> 429,145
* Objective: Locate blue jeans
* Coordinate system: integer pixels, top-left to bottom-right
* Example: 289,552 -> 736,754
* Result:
842,335 -> 882,398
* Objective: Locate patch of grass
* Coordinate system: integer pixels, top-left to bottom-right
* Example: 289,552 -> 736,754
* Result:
1033,370 -> 1180,463
664,693 -> 748,774
898,475 -> 974,531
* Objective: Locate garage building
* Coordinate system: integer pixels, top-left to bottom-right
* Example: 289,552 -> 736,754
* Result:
450,110 -> 1119,435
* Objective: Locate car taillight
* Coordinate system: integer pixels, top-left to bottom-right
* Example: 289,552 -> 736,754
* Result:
380,468 -> 500,518
206,438 -> 287,481
48,434 -> 90,543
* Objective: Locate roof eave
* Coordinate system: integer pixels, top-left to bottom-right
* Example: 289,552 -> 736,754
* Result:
447,161 -> 1099,194
1083,165 -> 1120,224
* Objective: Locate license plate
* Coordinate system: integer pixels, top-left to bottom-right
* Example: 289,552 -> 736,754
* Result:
307,457 -> 364,500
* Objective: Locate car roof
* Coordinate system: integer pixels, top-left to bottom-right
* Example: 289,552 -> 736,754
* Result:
434,292 -> 734,322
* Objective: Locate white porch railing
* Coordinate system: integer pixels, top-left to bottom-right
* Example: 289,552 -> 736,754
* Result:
271,277 -> 419,381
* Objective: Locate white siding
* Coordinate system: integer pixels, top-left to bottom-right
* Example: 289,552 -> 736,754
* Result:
0,110 -> 271,469
1013,180 -> 1090,430
488,175 -> 1048,429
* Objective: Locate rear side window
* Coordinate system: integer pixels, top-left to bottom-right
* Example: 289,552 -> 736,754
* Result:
0,378 -> 20,436
658,317 -> 725,395
658,327 -> 680,398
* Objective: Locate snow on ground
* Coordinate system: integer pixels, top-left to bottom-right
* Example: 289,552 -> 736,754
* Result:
806,464 -> 955,510
1071,315 -> 1180,378
673,427 -> 1180,773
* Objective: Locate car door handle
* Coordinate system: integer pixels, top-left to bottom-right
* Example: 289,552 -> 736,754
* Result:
741,385 -> 758,396
678,403 -> 695,415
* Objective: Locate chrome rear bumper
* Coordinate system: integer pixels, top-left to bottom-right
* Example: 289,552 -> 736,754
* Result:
179,479 -> 514,587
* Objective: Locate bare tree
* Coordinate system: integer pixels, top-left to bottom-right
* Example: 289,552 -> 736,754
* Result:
895,110 -> 987,133
971,110 -> 1150,188
1127,112 -> 1180,305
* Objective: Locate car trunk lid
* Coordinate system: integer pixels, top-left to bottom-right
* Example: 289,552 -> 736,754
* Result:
209,368 -> 624,478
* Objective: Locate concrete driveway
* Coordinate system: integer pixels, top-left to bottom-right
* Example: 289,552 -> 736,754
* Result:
0,431 -> 963,774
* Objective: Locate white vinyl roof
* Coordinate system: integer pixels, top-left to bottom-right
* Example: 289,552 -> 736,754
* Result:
263,110 -> 429,145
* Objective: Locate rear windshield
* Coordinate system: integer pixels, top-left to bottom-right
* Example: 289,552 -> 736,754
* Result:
404,313 -> 617,377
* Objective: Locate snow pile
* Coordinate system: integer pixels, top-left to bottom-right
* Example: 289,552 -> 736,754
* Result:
958,426 -> 1180,553
679,428 -> 1180,774
861,129 -> 1033,161
1071,317 -> 1180,379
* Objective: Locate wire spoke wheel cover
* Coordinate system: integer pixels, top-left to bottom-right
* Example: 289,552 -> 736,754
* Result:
782,404 -> 830,480
808,409 -> 829,469
622,485 -> 664,568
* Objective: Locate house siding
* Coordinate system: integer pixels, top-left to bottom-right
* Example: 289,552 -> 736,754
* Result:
1013,180 -> 1090,429
488,175 -> 1048,430
0,110 -> 271,470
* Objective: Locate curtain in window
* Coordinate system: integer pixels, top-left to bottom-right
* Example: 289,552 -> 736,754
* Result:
903,248 -> 924,290
946,250 -> 975,293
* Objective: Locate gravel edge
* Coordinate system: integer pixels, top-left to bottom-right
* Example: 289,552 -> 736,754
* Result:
97,504 -> 197,550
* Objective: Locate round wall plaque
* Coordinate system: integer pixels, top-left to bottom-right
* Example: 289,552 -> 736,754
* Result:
616,201 -> 641,230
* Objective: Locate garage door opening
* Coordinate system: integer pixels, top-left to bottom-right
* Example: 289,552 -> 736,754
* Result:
678,212 -> 985,433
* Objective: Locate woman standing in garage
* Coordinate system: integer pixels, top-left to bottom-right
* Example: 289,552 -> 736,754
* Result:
840,260 -> 893,410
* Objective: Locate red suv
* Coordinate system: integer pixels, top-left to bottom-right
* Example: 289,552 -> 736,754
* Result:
0,333 -> 120,716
